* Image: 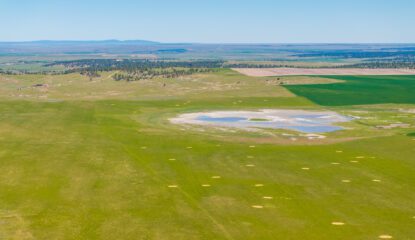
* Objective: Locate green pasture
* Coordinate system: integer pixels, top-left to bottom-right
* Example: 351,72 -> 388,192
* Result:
0,70 -> 414,239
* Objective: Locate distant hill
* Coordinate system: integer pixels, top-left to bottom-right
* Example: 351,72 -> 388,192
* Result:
0,40 -> 160,45
0,40 -> 167,55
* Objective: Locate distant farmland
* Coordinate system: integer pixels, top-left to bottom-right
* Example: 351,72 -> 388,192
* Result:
234,68 -> 415,77
285,75 -> 415,106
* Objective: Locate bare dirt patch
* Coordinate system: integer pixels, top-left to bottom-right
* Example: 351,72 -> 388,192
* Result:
233,68 -> 415,77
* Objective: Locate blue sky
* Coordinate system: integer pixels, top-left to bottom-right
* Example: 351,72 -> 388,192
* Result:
1,0 -> 414,43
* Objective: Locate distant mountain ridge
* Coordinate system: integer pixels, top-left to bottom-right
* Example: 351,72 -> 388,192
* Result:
0,40 -> 171,55
0,39 -> 160,45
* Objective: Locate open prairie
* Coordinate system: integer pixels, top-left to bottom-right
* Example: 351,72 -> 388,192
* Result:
0,69 -> 414,239
2,0 -> 415,238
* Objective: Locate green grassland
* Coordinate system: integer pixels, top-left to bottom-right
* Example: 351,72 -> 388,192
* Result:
0,70 -> 414,239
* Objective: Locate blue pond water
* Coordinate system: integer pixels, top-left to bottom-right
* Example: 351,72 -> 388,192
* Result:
193,113 -> 347,133
197,116 -> 247,122
287,126 -> 343,133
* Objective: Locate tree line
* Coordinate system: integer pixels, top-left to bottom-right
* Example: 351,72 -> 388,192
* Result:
43,59 -> 223,81
338,62 -> 415,69
112,68 -> 215,82
46,59 -> 225,72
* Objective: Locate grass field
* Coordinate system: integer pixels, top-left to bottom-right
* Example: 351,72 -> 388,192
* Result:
0,70 -> 414,239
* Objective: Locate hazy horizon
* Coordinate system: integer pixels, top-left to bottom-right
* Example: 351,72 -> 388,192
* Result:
1,40 -> 415,45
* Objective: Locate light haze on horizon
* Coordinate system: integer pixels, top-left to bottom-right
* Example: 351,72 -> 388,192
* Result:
1,0 -> 415,43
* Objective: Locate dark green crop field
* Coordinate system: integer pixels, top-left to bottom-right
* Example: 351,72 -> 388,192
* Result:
285,75 -> 415,106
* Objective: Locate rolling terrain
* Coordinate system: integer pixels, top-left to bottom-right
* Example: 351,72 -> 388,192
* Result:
0,69 -> 414,239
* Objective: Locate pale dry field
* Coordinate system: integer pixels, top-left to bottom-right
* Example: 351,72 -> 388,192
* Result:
233,68 -> 415,76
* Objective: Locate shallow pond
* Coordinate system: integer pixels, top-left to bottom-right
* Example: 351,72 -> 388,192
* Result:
171,109 -> 351,133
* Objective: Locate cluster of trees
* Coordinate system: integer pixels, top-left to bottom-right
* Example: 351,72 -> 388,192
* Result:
43,59 -> 223,81
224,63 -> 342,69
339,62 -> 415,69
0,68 -> 64,75
112,68 -> 215,81
47,59 -> 225,72
80,70 -> 101,80
0,69 -> 12,74
224,63 -> 300,68
225,60 -> 415,69
0,69 -> 46,75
